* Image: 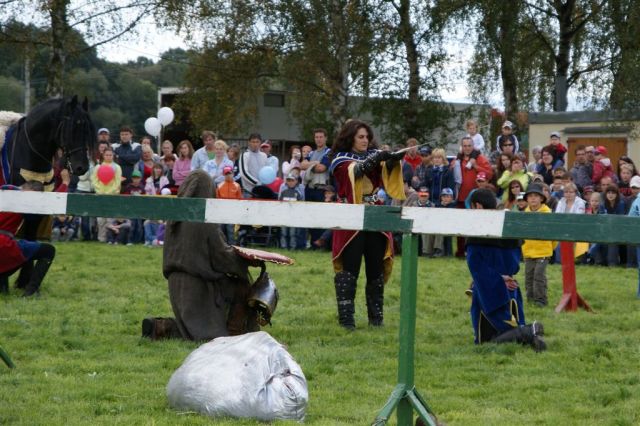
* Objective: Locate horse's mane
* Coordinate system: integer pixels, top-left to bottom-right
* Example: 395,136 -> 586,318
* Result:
0,111 -> 23,151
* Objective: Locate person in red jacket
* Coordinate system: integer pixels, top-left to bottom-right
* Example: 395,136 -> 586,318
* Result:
592,145 -> 617,187
0,181 -> 56,296
454,136 -> 493,257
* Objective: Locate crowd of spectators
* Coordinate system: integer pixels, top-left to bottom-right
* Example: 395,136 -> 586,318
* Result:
50,120 -> 640,270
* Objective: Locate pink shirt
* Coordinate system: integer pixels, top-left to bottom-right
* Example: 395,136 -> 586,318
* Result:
173,158 -> 192,186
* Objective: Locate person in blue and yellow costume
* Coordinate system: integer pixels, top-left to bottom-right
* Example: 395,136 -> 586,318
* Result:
329,119 -> 405,329
466,188 -> 546,352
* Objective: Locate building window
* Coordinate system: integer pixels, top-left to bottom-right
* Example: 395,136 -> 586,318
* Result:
264,93 -> 285,107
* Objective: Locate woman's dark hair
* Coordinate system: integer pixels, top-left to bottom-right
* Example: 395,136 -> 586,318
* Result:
497,152 -> 514,176
331,119 -> 377,157
470,188 -> 497,210
507,179 -> 524,203
604,183 -> 620,208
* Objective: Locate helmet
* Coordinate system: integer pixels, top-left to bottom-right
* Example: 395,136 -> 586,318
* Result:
248,270 -> 279,326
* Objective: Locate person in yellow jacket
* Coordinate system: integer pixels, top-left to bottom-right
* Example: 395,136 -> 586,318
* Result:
90,147 -> 123,242
521,184 -> 557,307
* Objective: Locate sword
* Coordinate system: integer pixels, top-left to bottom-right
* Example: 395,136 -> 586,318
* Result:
388,142 -> 431,156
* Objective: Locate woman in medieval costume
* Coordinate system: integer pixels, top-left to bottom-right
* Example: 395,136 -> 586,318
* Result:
0,181 -> 56,297
466,189 -> 546,352
329,120 -> 405,329
142,170 -> 260,341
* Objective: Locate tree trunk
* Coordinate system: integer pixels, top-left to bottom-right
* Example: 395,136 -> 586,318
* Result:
329,0 -> 350,131
553,0 -> 574,111
47,0 -> 71,97
498,1 -> 520,121
397,0 -> 420,139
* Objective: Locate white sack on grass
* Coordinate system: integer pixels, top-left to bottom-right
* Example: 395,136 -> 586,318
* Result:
167,331 -> 308,421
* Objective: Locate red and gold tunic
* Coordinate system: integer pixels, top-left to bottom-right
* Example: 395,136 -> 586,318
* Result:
329,150 -> 405,283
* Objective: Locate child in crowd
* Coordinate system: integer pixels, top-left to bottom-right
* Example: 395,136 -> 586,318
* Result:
548,131 -> 567,166
217,166 -> 242,244
313,185 -> 337,250
515,193 -> 528,211
51,215 -> 79,242
435,187 -> 456,257
145,163 -> 170,195
106,218 -> 132,245
279,173 -> 303,249
617,164 -> 634,197
122,169 -> 145,195
550,175 -> 564,199
121,169 -> 145,244
521,184 -> 556,307
91,147 -> 122,242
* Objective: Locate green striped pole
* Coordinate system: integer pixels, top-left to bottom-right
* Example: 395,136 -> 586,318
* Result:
3,192 -> 640,243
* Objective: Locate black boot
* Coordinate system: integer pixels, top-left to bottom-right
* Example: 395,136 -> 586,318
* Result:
334,271 -> 357,330
142,317 -> 181,340
22,259 -> 53,297
492,321 -> 546,352
366,275 -> 385,326
15,260 -> 33,289
0,276 -> 8,295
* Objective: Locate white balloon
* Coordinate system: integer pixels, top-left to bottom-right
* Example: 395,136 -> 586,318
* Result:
157,107 -> 175,126
144,117 -> 161,137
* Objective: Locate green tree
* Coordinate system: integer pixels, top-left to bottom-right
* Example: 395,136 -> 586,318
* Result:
0,76 -> 25,111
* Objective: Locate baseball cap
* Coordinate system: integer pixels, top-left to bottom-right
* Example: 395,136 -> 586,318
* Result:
441,188 -> 454,196
131,169 -> 142,178
476,172 -> 488,182
595,146 -> 608,156
419,146 -> 432,156
502,121 -> 513,129
516,193 -> 525,201
630,176 -> 640,189
418,187 -> 429,196
222,166 -> 233,175
97,128 -> 110,135
550,131 -> 561,139
260,140 -> 271,148
285,173 -> 297,180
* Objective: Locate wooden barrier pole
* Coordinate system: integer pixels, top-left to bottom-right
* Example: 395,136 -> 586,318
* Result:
555,241 -> 592,313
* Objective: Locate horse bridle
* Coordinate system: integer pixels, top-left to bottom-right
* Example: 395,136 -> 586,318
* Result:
21,113 -> 87,174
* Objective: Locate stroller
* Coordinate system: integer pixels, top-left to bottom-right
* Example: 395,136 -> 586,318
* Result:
237,185 -> 280,247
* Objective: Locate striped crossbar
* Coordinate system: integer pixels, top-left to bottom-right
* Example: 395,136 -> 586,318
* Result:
1,191 -> 639,244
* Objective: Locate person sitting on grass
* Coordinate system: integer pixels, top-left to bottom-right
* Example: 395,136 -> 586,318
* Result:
466,188 -> 546,352
0,181 -> 56,297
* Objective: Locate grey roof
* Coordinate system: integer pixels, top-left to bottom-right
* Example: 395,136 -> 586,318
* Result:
530,110 -> 640,124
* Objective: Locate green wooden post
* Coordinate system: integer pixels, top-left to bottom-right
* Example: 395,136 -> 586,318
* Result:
0,345 -> 15,369
374,234 -> 436,426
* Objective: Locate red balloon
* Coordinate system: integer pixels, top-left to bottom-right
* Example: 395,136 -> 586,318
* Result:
266,177 -> 283,194
97,164 -> 115,184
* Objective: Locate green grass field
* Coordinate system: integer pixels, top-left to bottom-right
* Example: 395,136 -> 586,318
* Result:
1,242 -> 639,425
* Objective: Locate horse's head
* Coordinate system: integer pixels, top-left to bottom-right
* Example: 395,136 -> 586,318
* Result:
60,95 -> 96,176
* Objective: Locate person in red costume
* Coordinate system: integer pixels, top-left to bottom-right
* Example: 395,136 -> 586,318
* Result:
0,179 -> 63,296
328,120 -> 405,329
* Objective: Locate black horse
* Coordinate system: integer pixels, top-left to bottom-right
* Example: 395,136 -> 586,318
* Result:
4,96 -> 96,188
2,96 -> 96,288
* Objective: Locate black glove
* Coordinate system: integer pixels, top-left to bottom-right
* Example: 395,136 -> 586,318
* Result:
354,150 -> 390,178
384,150 -> 406,170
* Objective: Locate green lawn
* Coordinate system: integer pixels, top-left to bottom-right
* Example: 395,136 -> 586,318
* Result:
1,242 -> 639,425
